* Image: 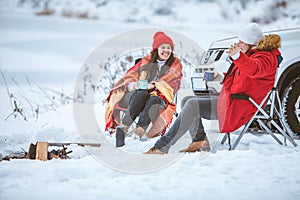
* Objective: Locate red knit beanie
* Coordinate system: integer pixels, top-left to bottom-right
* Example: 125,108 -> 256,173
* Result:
152,31 -> 174,51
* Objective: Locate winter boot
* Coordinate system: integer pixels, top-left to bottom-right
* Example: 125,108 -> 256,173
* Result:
132,126 -> 145,139
144,147 -> 166,155
179,138 -> 210,153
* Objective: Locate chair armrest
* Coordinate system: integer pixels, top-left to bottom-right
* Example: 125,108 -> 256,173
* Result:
231,94 -> 249,100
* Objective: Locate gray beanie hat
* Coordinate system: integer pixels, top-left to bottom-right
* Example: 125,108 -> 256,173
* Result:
238,23 -> 264,45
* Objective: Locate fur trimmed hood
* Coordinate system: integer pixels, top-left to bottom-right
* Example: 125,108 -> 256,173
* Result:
256,34 -> 281,51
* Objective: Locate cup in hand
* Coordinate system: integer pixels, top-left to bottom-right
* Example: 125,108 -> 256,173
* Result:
138,80 -> 148,90
204,71 -> 214,81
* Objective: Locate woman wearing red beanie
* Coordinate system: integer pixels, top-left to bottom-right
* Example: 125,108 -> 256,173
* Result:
105,31 -> 183,139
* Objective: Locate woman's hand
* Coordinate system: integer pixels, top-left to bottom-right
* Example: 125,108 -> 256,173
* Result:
226,43 -> 240,57
127,82 -> 138,91
147,83 -> 155,90
213,72 -> 222,81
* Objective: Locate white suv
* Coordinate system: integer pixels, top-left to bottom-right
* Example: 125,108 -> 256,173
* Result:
191,28 -> 300,137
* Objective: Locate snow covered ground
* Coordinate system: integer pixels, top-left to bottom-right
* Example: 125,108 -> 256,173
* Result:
1,0 -> 300,200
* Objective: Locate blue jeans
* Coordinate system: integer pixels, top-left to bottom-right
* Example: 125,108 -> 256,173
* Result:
154,95 -> 218,153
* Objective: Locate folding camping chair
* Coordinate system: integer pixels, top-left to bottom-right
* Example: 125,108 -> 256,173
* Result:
221,56 -> 297,150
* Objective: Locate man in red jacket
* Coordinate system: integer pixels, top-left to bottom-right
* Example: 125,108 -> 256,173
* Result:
146,23 -> 282,154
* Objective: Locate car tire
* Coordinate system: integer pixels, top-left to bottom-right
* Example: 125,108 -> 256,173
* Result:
282,77 -> 300,138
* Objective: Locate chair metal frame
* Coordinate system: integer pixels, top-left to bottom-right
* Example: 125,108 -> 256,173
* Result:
221,88 -> 297,150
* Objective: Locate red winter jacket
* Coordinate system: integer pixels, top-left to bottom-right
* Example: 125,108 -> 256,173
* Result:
217,46 -> 281,133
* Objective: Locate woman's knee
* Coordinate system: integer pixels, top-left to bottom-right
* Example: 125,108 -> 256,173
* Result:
146,96 -> 161,105
183,98 -> 201,113
186,97 -> 200,106
181,96 -> 197,108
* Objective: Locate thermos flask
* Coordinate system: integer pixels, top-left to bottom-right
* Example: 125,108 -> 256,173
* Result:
116,126 -> 125,147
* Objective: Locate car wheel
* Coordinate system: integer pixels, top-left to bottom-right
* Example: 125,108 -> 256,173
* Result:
282,77 -> 300,138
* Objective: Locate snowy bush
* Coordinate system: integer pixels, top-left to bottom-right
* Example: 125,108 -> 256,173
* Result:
218,0 -> 299,25
2,0 -> 297,25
